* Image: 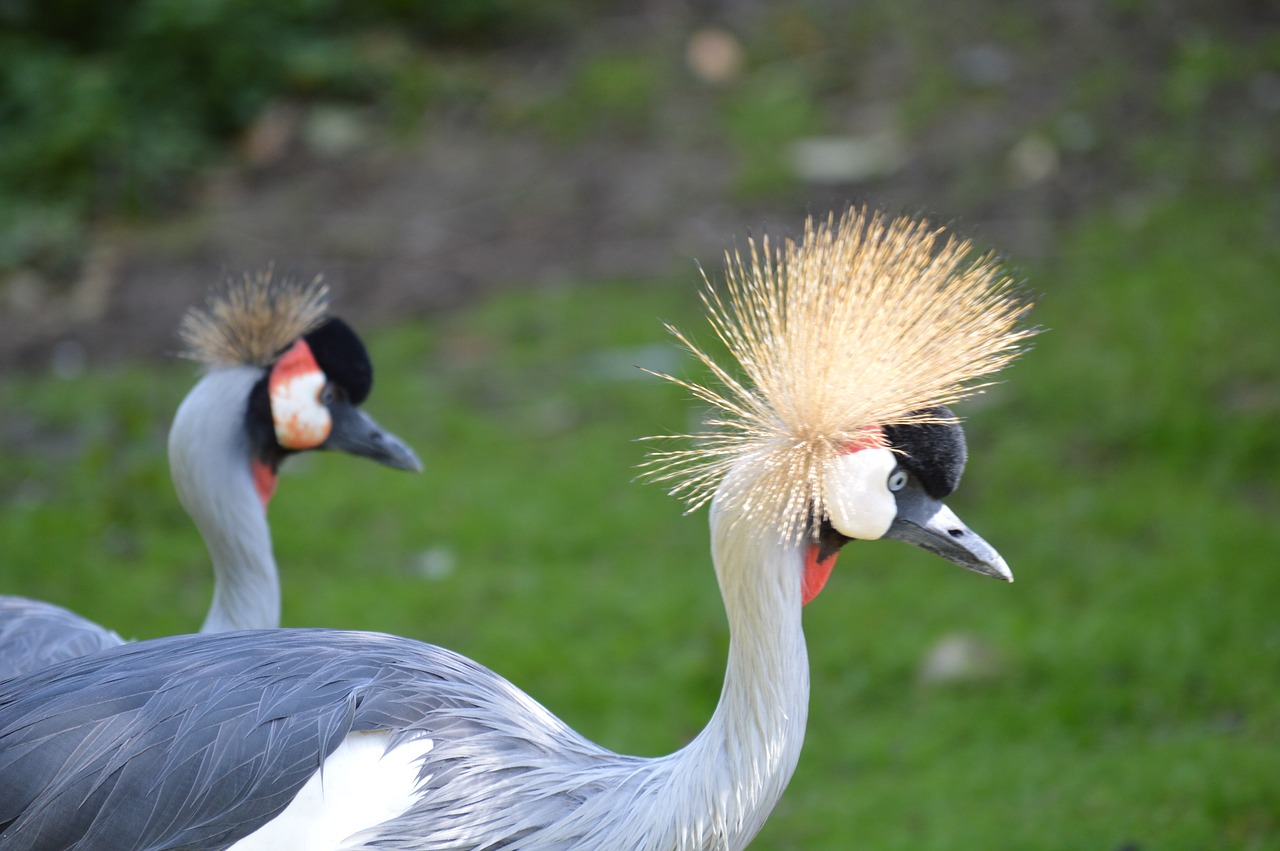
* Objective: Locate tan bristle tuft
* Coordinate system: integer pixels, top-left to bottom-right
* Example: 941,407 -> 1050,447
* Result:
642,208 -> 1035,542
179,269 -> 331,368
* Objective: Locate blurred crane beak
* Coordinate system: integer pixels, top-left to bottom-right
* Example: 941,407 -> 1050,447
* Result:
882,481 -> 1012,582
323,402 -> 423,473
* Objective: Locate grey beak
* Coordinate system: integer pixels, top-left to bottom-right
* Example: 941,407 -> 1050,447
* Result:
882,481 -> 1012,582
323,401 -> 423,473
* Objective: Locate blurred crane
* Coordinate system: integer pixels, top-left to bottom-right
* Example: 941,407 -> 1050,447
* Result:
0,272 -> 420,680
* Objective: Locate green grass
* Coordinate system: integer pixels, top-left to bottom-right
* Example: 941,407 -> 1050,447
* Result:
2,191 -> 1278,847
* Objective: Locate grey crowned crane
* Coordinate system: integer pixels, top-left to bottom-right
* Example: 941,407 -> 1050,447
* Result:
0,272 -> 420,680
0,210 -> 1032,850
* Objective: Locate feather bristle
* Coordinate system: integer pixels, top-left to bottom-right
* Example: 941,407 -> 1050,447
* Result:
179,269 -> 331,368
642,208 -> 1034,542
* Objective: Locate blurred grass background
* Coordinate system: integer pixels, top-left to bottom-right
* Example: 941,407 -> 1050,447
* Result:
2,1 -> 1279,848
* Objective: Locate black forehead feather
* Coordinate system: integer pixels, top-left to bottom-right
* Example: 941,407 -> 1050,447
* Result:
302,317 -> 373,405
882,405 -> 967,498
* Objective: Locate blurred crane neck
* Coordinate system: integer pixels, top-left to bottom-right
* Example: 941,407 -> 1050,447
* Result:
169,368 -> 281,633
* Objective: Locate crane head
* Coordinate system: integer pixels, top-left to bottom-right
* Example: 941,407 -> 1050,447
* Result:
177,269 -> 422,480
821,406 -> 1010,584
252,316 -> 421,473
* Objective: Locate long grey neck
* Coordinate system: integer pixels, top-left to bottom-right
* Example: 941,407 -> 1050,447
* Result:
370,491 -> 814,848
168,367 -> 281,633
645,506 -> 810,849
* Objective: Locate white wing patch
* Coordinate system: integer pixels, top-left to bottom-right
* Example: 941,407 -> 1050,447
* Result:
227,731 -> 434,851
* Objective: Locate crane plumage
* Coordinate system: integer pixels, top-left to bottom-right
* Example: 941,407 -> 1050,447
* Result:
644,208 -> 1032,543
0,209 -> 1030,849
178,268 -> 332,369
0,599 -> 123,681
0,270 -> 419,678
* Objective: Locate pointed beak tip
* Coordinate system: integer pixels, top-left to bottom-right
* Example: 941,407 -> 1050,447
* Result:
325,403 -> 422,473
369,427 -> 422,473
986,556 -> 1014,583
379,442 -> 423,473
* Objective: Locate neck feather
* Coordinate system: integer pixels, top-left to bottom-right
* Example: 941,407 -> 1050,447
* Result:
169,368 -> 281,632
647,503 -> 810,848
370,489 -> 814,849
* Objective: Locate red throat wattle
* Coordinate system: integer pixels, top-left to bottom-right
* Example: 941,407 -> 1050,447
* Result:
802,545 -> 838,605
251,459 -> 278,510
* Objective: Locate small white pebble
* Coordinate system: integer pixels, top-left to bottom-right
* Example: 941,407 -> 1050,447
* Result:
918,632 -> 1005,686
411,545 -> 457,581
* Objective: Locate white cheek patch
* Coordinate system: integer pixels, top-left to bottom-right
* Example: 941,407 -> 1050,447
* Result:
825,447 -> 899,540
269,339 -> 332,450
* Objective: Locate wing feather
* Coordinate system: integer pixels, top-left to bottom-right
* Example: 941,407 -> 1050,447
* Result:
0,598 -> 124,681
0,629 -> 596,850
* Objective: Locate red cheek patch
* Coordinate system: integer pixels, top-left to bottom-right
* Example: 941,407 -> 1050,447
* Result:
272,338 -> 321,385
840,425 -> 886,455
802,544 -> 838,605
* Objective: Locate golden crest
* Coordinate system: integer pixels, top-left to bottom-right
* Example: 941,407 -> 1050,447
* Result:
644,208 -> 1035,541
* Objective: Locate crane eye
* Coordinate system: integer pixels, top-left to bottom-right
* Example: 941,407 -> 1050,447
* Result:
887,469 -> 909,492
320,384 -> 336,406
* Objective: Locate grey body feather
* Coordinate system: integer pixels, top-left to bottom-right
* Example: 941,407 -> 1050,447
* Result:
0,492 -> 815,851
0,502 -> 809,851
0,599 -> 123,682
0,628 -> 626,850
